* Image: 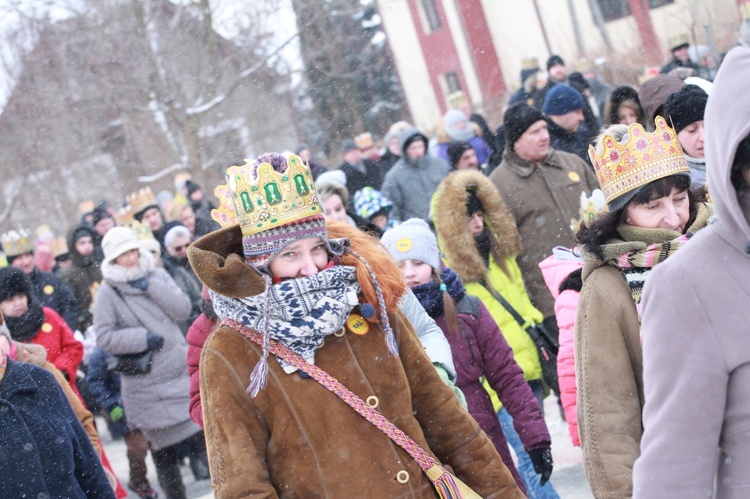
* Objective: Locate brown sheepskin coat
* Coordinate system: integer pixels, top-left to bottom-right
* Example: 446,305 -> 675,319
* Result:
188,221 -> 523,498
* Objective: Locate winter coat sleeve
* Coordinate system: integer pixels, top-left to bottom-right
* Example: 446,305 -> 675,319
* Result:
43,360 -> 103,457
187,313 -> 216,428
45,308 -> 84,381
200,330 -> 280,498
476,300 -> 551,452
393,311 -> 524,498
93,285 -> 151,356
398,290 -> 456,381
145,268 -> 191,323
633,269 -> 726,498
575,268 -> 642,498
556,289 -> 581,446
380,168 -> 404,222
86,349 -> 120,414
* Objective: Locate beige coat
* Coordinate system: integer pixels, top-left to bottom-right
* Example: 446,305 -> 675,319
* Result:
490,147 -> 598,319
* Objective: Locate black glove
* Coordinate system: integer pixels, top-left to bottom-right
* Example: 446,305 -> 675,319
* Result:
146,332 -> 165,351
128,277 -> 149,291
528,447 -> 553,486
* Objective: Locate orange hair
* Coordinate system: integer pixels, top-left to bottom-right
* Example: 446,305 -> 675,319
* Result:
326,221 -> 407,320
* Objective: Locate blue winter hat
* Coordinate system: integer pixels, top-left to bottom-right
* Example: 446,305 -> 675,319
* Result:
381,218 -> 440,272
543,84 -> 584,116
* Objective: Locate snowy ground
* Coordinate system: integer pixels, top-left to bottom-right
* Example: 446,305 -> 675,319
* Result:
102,396 -> 592,498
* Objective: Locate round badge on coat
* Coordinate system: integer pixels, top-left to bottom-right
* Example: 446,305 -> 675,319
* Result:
43,285 -> 54,295
346,314 -> 370,335
568,171 -> 581,182
41,323 -> 53,333
395,237 -> 413,253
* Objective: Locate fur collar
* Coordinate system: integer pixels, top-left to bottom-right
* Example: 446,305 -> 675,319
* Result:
101,249 -> 155,284
433,170 -> 522,283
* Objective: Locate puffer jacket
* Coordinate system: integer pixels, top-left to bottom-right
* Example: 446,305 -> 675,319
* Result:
539,252 -> 584,446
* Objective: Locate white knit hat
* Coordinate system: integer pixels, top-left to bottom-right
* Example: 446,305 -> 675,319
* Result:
381,218 -> 441,272
102,226 -> 142,264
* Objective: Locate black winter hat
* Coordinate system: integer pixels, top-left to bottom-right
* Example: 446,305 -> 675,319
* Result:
547,55 -> 565,71
663,84 -> 708,134
0,266 -> 32,303
466,190 -> 484,216
185,180 -> 202,197
92,207 -> 112,227
504,103 -> 546,150
446,141 -> 474,169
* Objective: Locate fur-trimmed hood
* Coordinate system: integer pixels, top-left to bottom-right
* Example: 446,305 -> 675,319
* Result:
187,220 -> 406,318
432,170 -> 522,283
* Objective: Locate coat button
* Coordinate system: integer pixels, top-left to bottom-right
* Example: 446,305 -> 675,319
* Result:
24,442 -> 34,452
366,395 -> 379,409
395,470 -> 410,483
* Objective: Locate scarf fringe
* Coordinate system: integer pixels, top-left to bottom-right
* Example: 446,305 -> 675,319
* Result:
345,247 -> 398,356
247,274 -> 274,397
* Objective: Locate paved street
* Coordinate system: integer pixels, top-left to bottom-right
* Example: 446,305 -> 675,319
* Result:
102,396 -> 592,498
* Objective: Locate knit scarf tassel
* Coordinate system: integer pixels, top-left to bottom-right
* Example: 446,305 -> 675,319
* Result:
247,274 -> 274,397
345,247 -> 398,356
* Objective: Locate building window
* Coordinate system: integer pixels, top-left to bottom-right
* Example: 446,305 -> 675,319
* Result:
595,0 -> 674,22
438,71 -> 462,104
418,0 -> 442,33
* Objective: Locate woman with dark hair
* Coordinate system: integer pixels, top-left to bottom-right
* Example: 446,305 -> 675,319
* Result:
602,86 -> 646,127
634,46 -> 750,498
574,117 -> 712,497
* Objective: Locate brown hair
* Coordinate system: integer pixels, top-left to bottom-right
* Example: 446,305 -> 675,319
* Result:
327,220 -> 406,319
434,270 -> 460,336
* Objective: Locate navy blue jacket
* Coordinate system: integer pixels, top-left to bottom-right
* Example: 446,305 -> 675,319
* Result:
0,357 -> 115,498
29,267 -> 80,331
85,348 -> 131,439
546,118 -> 593,166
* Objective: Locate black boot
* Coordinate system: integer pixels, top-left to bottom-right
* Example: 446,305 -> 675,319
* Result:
152,444 -> 186,499
187,432 -> 210,481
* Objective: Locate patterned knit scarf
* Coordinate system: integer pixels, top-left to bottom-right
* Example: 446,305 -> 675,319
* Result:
211,265 -> 363,395
411,268 -> 466,319
603,202 -> 712,319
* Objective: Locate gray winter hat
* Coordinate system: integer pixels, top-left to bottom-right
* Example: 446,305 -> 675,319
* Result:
381,218 -> 440,272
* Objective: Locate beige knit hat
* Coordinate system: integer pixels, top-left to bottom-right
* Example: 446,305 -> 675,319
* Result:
102,226 -> 142,264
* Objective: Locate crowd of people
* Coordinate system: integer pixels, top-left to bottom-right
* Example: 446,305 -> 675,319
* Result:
0,30 -> 748,499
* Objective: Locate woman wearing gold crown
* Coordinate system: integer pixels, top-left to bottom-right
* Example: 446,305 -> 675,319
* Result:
188,153 -> 522,497
574,117 -> 712,497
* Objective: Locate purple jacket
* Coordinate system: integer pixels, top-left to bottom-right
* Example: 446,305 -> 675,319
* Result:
435,294 -> 551,489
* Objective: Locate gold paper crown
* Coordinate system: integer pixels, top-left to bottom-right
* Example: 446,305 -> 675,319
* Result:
571,189 -> 608,234
589,117 -> 690,207
50,237 -> 69,258
35,224 -> 54,241
355,132 -> 374,150
668,33 -> 689,51
742,3 -> 750,20
1,229 -> 34,257
114,206 -> 134,226
174,172 -> 193,192
521,57 -> 539,70
79,200 -> 95,214
126,187 -> 157,215
447,91 -> 467,109
131,221 -> 155,241
212,154 -> 321,233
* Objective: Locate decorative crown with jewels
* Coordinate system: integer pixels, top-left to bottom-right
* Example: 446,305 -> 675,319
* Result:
114,206 -> 134,226
588,116 -> 690,207
522,57 -> 539,70
1,229 -> 34,257
212,154 -> 321,235
126,187 -> 157,215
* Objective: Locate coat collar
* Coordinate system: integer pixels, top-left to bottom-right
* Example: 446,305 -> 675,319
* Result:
0,358 -> 40,399
501,148 -> 564,178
